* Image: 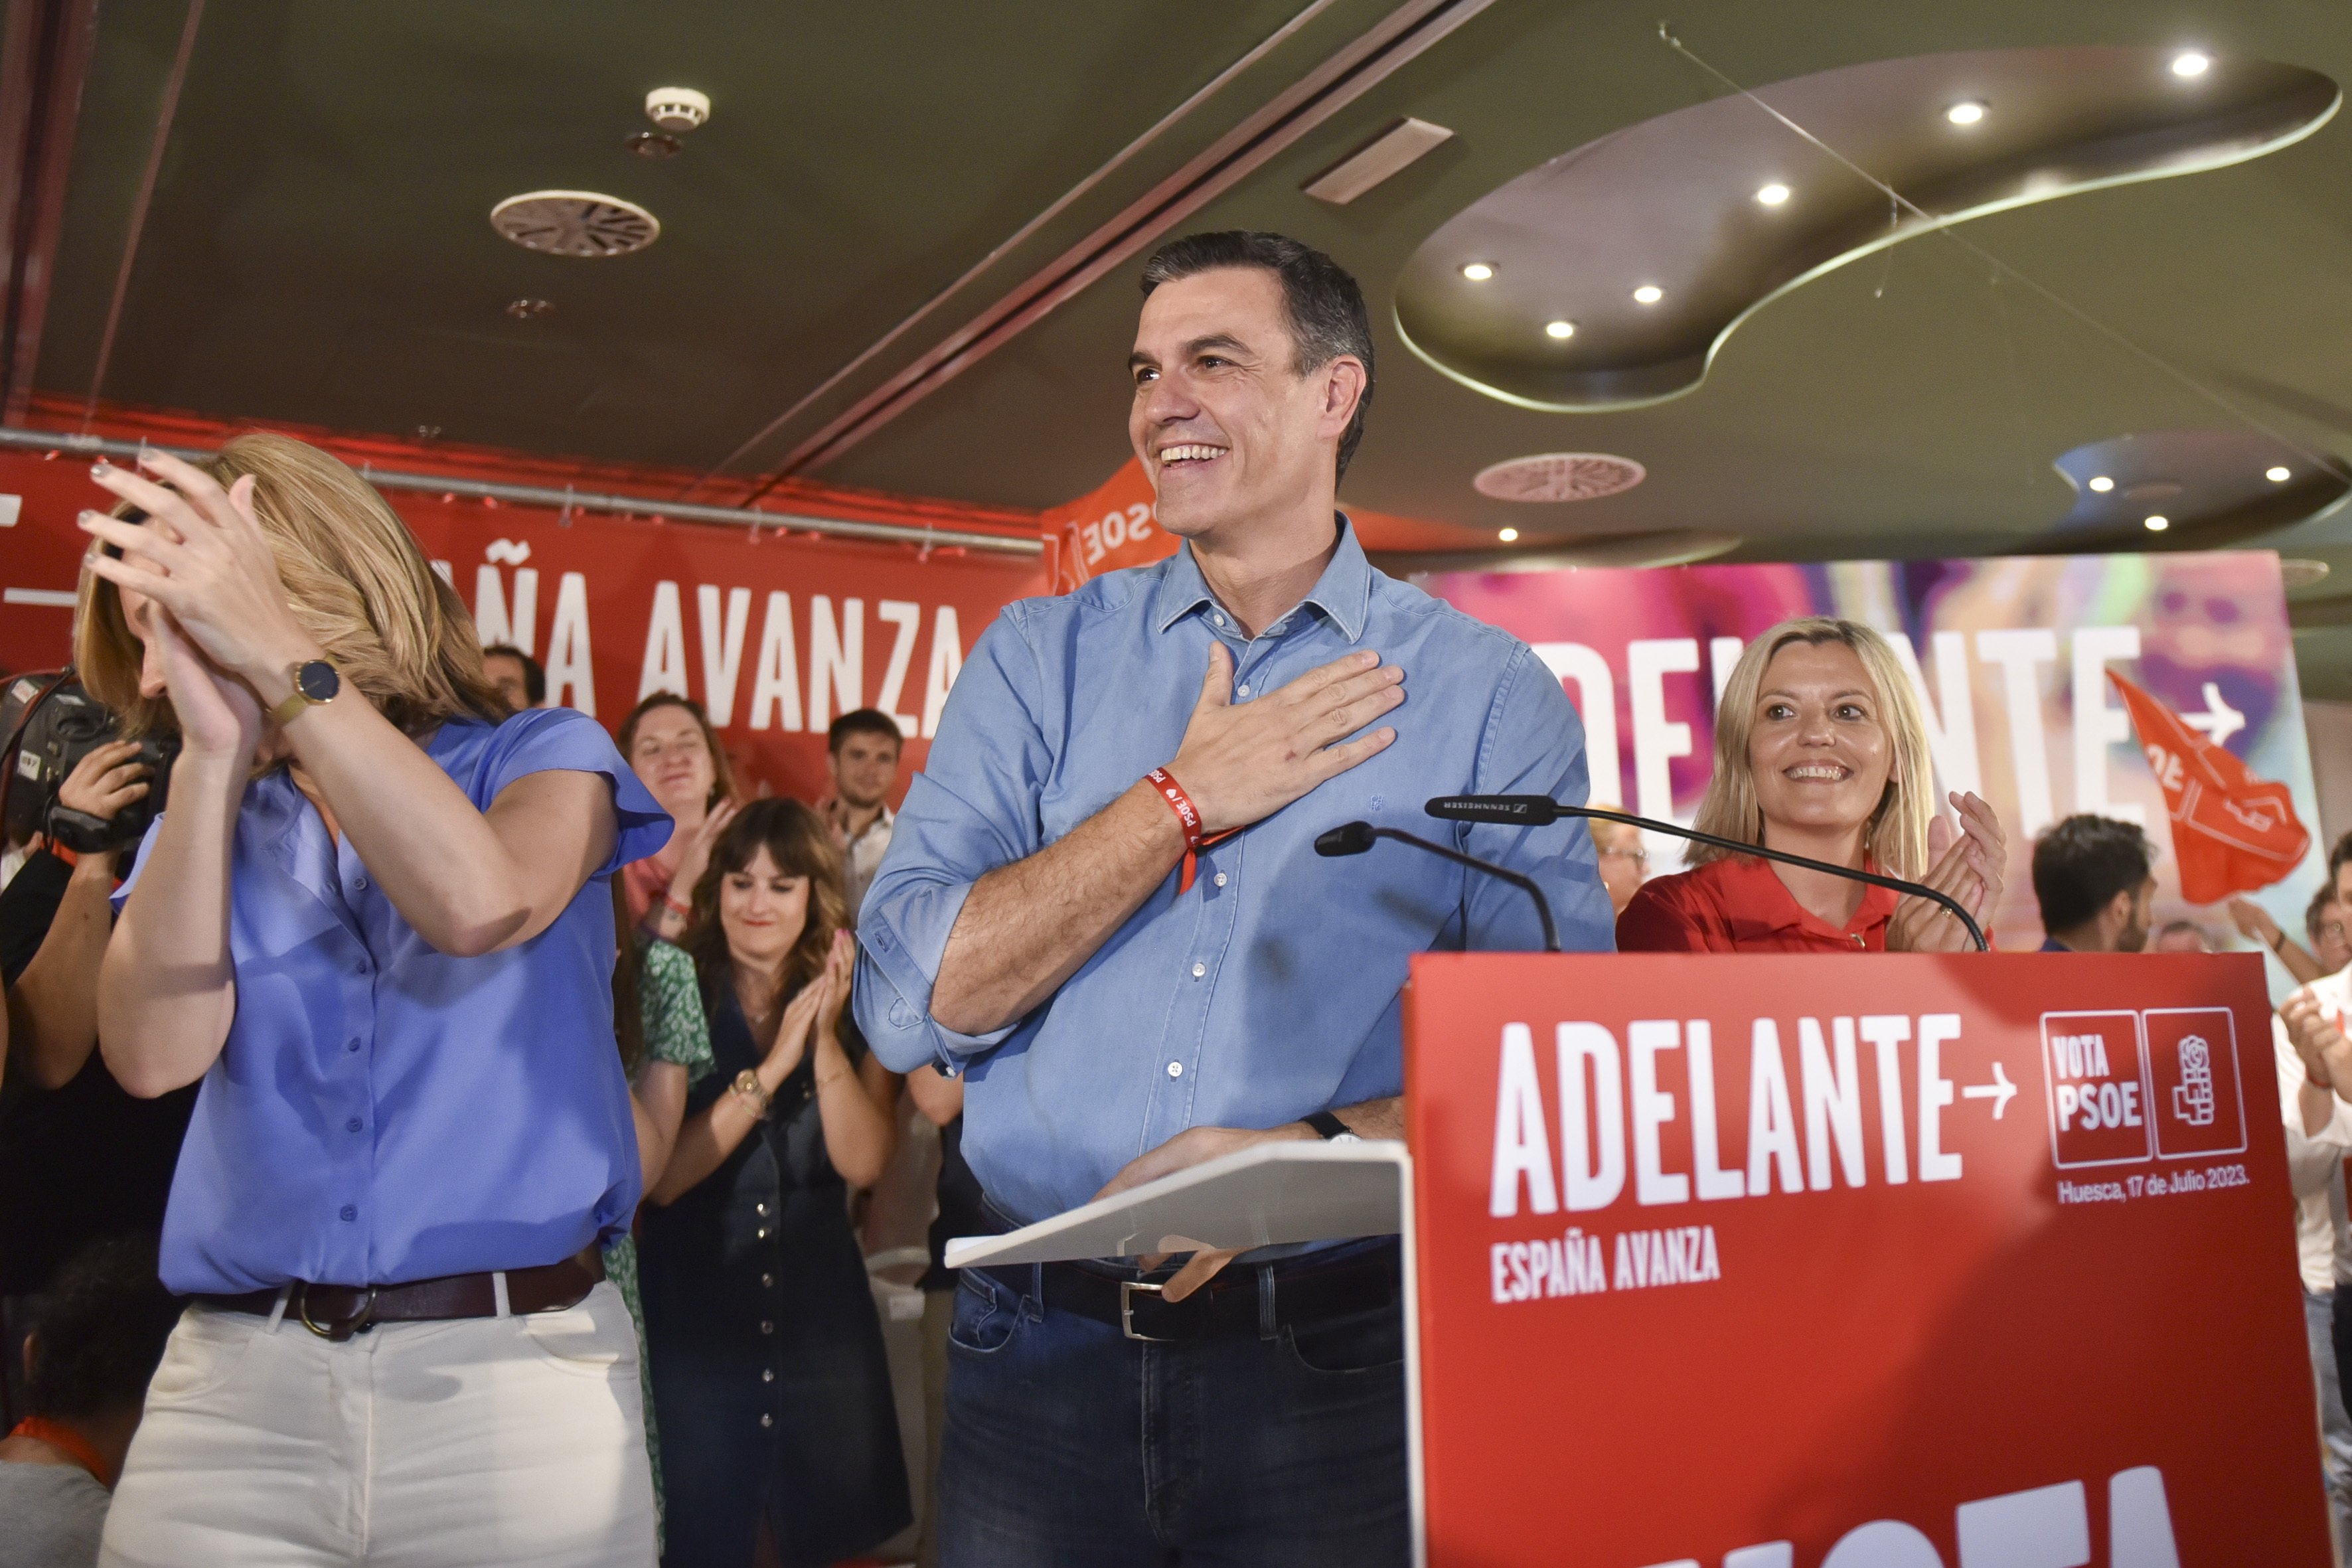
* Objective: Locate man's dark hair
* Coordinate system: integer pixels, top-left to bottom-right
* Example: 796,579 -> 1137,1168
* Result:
828,708 -> 902,755
481,644 -> 546,706
2311,884 -> 2343,942
2329,830 -> 2352,886
24,1235 -> 181,1419
2031,815 -> 2156,934
1138,230 -> 1374,483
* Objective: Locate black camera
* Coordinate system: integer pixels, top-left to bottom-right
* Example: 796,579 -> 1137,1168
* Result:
1,670 -> 177,854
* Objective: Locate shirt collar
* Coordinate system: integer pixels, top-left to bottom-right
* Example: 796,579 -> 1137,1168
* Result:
1150,512 -> 1373,644
1715,851 -> 1899,938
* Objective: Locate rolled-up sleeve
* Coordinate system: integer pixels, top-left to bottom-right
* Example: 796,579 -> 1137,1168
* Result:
1455,642 -> 1617,955
856,609 -> 1055,1073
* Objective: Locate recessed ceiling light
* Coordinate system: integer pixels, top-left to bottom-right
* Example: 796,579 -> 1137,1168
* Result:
1498,527 -> 1519,542
2144,514 -> 2169,532
1946,100 -> 1988,125
1632,285 -> 1664,305
1461,262 -> 1495,281
2171,52 -> 2211,78
2267,465 -> 2292,482
1756,183 -> 1791,206
1545,319 -> 1575,339
2088,475 -> 2114,493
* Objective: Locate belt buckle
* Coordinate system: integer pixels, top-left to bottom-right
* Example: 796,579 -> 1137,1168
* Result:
1119,1280 -> 1172,1342
295,1283 -> 379,1342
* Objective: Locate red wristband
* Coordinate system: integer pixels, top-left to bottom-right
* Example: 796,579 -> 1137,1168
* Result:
1146,768 -> 1206,893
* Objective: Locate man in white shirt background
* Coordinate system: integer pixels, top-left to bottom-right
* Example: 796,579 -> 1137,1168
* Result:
2274,832 -> 2352,1560
823,710 -> 902,921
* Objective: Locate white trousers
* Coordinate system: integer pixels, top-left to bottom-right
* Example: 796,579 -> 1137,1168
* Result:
98,1281 -> 657,1568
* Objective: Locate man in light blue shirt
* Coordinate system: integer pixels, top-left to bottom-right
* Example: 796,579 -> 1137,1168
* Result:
856,231 -> 1611,1566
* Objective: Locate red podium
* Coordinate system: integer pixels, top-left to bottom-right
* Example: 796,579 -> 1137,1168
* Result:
947,951 -> 2325,1565
1407,951 -> 2325,1567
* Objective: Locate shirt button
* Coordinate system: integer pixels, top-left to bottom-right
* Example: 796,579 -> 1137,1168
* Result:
760,1413 -> 774,1429
756,1227 -> 770,1240
760,1320 -> 775,1335
755,1202 -> 768,1215
1212,614 -> 1226,627
353,876 -> 368,890
761,1273 -> 775,1289
1213,872 -> 1227,888
762,1368 -> 775,1383
346,1038 -> 362,1053
339,1205 -> 356,1222
1236,684 -> 1251,698
1168,1061 -> 1184,1079
347,1117 -> 362,1133
354,957 -> 370,975
1191,962 -> 1206,979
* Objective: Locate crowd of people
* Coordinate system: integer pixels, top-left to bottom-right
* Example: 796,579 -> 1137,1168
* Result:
0,434 -> 926,1566
0,225 -> 2347,1565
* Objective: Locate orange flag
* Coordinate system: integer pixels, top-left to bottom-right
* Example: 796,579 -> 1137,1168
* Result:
1040,458 -> 1178,594
2110,670 -> 2310,902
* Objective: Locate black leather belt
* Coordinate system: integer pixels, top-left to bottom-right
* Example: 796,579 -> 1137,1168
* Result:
978,1239 -> 1399,1344
196,1253 -> 605,1343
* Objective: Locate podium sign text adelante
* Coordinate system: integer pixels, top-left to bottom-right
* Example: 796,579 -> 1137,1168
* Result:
1401,951 -> 2322,1567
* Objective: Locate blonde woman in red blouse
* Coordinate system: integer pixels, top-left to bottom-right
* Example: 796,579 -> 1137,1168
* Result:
1618,616 -> 2005,954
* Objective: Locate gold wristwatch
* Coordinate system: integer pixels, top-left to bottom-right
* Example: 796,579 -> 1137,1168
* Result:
268,658 -> 341,727
730,1069 -> 773,1117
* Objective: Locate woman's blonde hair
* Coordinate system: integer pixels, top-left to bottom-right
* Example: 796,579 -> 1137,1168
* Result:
1687,616 -> 1935,879
74,432 -> 504,737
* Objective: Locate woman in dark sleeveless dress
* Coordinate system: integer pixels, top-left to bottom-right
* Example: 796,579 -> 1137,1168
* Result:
638,799 -> 910,1567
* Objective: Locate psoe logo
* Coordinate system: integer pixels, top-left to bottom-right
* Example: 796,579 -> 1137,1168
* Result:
1638,1465 -> 2181,1568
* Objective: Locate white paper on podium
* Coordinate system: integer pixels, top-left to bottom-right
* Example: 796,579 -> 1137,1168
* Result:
942,1138 -> 1409,1269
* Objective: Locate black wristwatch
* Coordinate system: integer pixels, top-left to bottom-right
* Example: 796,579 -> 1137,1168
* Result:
1302,1109 -> 1358,1142
269,658 -> 341,727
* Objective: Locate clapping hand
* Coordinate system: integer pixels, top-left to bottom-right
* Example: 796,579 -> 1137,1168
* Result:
1888,791 -> 2005,952
668,799 -> 741,907
2282,991 -> 2351,1097
815,929 -> 854,1038
762,978 -> 828,1085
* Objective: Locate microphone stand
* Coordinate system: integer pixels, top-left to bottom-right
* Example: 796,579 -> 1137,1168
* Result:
1424,795 -> 1988,953
1314,822 -> 1560,953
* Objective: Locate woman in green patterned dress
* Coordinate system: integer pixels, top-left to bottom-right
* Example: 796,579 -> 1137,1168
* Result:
609,878 -> 717,1544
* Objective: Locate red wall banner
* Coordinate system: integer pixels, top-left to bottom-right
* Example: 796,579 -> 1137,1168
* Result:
1405,950 -> 2323,1567
0,439 -> 1042,803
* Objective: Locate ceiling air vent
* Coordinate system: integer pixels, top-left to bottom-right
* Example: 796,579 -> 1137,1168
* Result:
490,191 -> 661,258
1472,453 -> 1646,504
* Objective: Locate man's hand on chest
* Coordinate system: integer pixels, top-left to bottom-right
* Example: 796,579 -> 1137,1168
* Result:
1168,643 -> 1405,836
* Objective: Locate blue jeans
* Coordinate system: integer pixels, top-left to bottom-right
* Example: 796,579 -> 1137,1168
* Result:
2310,1288 -> 2352,1562
937,1263 -> 1409,1566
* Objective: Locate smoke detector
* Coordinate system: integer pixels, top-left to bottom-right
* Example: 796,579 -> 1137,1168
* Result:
490,191 -> 661,258
1472,453 -> 1647,503
645,87 -> 710,132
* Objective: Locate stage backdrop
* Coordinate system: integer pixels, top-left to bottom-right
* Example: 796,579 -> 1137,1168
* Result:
0,443 -> 1043,804
1421,554 -> 2327,969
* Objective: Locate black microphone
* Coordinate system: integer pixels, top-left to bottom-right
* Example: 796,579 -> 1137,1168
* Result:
1314,821 -> 1560,953
1423,795 -> 1989,952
